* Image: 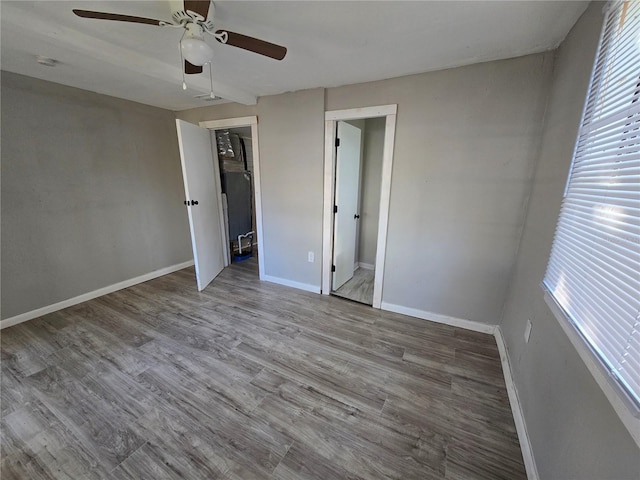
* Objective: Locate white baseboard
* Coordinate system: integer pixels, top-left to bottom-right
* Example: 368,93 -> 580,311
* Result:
380,302 -> 495,334
0,260 -> 195,330
358,262 -> 375,271
494,326 -> 539,480
262,274 -> 321,294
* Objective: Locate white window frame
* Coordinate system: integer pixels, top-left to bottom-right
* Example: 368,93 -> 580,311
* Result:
543,0 -> 640,447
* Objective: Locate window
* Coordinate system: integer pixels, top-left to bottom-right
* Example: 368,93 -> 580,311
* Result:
544,0 -> 640,410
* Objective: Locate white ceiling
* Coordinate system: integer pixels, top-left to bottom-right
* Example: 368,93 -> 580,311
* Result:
1,1 -> 589,111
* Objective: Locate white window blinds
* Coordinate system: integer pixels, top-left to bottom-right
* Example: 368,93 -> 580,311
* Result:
543,0 -> 640,408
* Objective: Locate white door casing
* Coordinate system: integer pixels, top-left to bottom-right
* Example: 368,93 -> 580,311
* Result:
176,119 -> 225,291
209,130 -> 231,267
322,104 -> 398,308
332,121 -> 362,290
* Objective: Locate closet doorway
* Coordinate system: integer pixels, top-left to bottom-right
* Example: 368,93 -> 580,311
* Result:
322,105 -> 397,308
199,116 -> 265,279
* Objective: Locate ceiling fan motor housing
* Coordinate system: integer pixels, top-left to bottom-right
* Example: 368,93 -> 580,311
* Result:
181,23 -> 214,66
172,9 -> 215,31
71,1 -> 287,78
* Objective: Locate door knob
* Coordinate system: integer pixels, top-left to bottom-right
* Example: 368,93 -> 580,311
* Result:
190,200 -> 199,205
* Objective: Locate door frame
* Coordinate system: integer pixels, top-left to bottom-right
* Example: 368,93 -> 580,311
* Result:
322,104 -> 397,308
199,116 -> 265,280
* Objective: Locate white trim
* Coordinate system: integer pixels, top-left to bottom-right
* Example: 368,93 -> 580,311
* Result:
544,292 -> 640,447
322,105 -> 397,309
322,120 -> 337,295
261,275 -> 321,294
0,261 -> 195,330
250,121 -> 265,281
199,116 -> 257,130
372,114 -> 396,308
220,192 -> 231,266
358,262 -> 375,271
380,302 -> 495,334
199,116 -> 265,281
209,131 -> 230,267
325,105 -> 397,121
494,326 -> 540,480
175,120 -> 205,290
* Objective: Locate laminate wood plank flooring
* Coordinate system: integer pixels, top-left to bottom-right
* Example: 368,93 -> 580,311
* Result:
1,257 -> 526,479
332,267 -> 374,305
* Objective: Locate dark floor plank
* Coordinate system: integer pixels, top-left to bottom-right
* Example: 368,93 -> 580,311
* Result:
25,366 -> 146,471
273,441 -> 368,480
257,386 -> 443,480
1,418 -> 109,480
262,375 -> 448,477
236,340 -> 388,414
1,256 -> 525,479
108,440 -> 228,480
1,362 -> 40,418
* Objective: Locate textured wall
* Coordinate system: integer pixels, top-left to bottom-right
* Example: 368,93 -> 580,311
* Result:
358,117 -> 384,267
499,4 -> 640,477
257,89 -> 325,287
180,53 -> 553,323
326,53 -> 553,324
1,72 -> 192,319
178,89 -> 325,289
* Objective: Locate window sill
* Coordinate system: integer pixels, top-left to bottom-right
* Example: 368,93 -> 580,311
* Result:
543,290 -> 640,448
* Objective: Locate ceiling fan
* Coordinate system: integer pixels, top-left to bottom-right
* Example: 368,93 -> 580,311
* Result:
72,0 -> 287,78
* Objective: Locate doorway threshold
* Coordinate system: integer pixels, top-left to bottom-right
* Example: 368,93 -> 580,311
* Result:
331,268 -> 374,306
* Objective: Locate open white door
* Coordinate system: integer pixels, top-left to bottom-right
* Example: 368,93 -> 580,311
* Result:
176,120 -> 225,291
332,121 -> 362,290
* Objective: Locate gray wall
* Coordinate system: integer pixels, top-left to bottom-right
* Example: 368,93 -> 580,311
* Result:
178,90 -> 326,289
500,4 -> 640,478
358,117 -> 384,267
326,53 -> 553,324
258,89 -> 325,286
1,72 -> 192,319
179,53 -> 552,323
344,119 -> 366,268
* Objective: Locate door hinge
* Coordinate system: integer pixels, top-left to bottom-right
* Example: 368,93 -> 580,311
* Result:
335,137 -> 340,148
334,205 -> 338,214
331,265 -> 336,272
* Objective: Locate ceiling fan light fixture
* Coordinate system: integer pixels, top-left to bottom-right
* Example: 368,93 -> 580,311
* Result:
181,36 -> 213,66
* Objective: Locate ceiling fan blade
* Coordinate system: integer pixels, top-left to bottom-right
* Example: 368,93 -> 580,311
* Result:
216,30 -> 287,60
184,60 -> 203,75
72,9 -> 164,26
184,1 -> 210,20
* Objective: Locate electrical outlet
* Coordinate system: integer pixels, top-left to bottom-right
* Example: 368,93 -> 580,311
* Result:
308,251 -> 314,263
524,319 -> 532,343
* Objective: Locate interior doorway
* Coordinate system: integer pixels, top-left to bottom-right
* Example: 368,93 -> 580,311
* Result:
199,116 -> 265,280
322,105 -> 397,308
331,118 -> 386,306
212,126 -> 258,265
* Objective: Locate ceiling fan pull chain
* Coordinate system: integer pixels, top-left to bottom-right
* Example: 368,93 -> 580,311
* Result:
179,30 -> 188,90
209,63 -> 215,99
158,20 -> 182,28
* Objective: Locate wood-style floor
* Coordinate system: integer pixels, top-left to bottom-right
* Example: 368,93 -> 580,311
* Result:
332,268 -> 374,305
1,258 -> 526,479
